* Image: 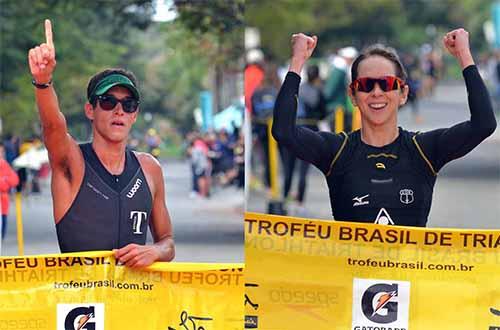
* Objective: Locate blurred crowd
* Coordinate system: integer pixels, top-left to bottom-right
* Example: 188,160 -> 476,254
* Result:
185,128 -> 244,199
1,134 -> 50,241
1,135 -> 48,195
478,50 -> 500,112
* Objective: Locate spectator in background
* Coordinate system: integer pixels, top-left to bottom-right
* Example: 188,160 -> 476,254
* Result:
245,49 -> 265,113
145,128 -> 162,158
191,135 -> 211,198
251,64 -> 281,189
402,52 -> 423,123
420,47 -> 442,97
213,130 -> 235,185
324,47 -> 358,132
30,136 -> 43,194
3,135 -> 19,166
0,142 -> 20,239
494,51 -> 500,112
282,64 -> 327,215
16,137 -> 33,193
233,133 -> 244,189
185,131 -> 199,196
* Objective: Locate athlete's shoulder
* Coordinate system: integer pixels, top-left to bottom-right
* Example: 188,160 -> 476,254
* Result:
324,130 -> 351,176
399,127 -> 418,137
134,151 -> 162,172
347,129 -> 360,139
397,127 -> 420,145
400,128 -> 438,176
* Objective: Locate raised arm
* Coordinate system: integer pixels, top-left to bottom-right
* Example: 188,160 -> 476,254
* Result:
415,29 -> 497,172
28,20 -> 77,168
272,33 -> 344,174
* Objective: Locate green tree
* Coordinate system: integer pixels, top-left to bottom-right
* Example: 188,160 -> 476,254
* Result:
173,0 -> 244,112
0,0 -> 154,138
246,0 -> 492,61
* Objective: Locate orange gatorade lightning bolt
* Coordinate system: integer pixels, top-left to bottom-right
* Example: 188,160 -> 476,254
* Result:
76,313 -> 93,330
372,291 -> 397,316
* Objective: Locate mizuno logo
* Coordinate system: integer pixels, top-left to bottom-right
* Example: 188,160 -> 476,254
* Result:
126,178 -> 142,198
353,194 -> 370,207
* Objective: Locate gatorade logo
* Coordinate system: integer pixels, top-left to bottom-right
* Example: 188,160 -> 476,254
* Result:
57,303 -> 104,330
352,279 -> 410,330
126,178 -> 142,198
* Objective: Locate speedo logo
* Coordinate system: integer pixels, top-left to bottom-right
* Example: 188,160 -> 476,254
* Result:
127,178 -> 142,198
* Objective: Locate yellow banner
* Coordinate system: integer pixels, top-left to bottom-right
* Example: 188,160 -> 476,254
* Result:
244,212 -> 500,330
0,251 -> 244,329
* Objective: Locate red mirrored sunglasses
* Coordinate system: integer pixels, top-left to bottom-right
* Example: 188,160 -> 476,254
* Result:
350,76 -> 405,93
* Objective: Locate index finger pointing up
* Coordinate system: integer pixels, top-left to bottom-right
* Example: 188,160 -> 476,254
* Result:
45,19 -> 53,47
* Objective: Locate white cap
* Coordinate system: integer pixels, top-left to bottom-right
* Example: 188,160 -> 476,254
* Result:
246,49 -> 264,64
338,46 -> 358,59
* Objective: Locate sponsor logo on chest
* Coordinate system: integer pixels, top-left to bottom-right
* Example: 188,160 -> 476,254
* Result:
130,211 -> 147,234
374,208 -> 395,225
399,189 -> 414,204
126,178 -> 143,199
353,194 -> 370,207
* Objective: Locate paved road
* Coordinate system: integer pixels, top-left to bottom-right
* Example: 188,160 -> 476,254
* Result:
2,160 -> 244,262
248,81 -> 500,229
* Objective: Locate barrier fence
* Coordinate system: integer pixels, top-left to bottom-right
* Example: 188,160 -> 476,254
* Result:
0,251 -> 244,329
244,212 -> 500,330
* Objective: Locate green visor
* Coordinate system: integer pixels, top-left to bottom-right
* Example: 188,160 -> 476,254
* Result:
89,73 -> 140,101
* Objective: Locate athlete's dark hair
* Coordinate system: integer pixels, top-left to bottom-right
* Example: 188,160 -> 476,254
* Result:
86,68 -> 138,104
351,44 -> 407,82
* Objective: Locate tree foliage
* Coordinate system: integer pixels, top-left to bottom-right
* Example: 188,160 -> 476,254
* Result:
0,0 -> 155,138
246,0 -> 493,62
0,0 -> 244,138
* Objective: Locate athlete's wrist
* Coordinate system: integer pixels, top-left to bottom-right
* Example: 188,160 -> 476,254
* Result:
32,75 -> 53,86
289,57 -> 306,75
457,52 -> 474,70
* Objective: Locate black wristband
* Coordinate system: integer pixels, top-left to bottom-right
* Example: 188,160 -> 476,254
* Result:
32,79 -> 52,89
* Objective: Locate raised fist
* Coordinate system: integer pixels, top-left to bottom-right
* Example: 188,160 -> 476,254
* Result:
28,19 -> 56,84
291,33 -> 318,63
442,28 -> 470,59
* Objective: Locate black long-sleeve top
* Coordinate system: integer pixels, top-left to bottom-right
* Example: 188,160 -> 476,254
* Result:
272,65 -> 496,226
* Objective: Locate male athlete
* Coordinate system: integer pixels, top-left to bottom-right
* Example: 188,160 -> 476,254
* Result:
28,20 -> 174,267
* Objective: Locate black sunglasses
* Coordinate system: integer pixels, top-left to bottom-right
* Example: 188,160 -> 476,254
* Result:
96,94 -> 139,113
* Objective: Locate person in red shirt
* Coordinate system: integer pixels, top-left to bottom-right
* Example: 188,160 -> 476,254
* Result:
244,49 -> 265,113
0,142 -> 20,239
